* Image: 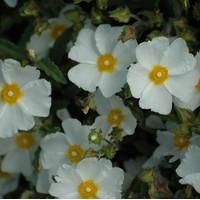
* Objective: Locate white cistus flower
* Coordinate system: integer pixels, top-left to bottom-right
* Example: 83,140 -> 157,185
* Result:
49,157 -> 124,199
0,59 -> 51,138
127,37 -> 199,115
68,24 -> 137,98
93,89 -> 137,137
40,118 -> 92,170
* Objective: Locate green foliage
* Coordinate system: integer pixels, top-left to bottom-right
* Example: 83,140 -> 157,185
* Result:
36,58 -> 67,84
0,38 -> 28,60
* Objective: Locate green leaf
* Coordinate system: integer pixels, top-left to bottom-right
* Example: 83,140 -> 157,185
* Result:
37,58 -> 67,84
74,0 -> 93,3
50,26 -> 74,64
0,38 -> 28,60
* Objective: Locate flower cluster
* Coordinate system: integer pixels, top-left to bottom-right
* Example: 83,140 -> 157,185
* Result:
1,0 -> 200,199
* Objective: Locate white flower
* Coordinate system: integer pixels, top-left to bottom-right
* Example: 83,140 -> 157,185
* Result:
49,157 -> 124,199
176,145 -> 200,194
152,130 -> 200,163
93,89 -> 137,137
3,0 -> 17,8
0,160 -> 19,198
40,118 -> 93,170
26,5 -> 74,59
127,37 -> 198,115
0,59 -> 51,138
174,51 -> 200,111
0,132 -> 40,177
68,24 -> 137,98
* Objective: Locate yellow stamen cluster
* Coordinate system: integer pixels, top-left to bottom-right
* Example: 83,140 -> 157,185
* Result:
79,179 -> 99,199
1,83 -> 23,105
149,64 -> 168,84
174,134 -> 191,149
108,108 -> 125,126
16,133 -> 35,149
66,144 -> 84,163
97,53 -> 117,73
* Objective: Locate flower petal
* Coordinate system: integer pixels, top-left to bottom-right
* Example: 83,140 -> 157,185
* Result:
40,151 -> 67,169
98,69 -> 127,97
161,38 -> 196,75
0,137 -> 16,155
179,173 -> 200,194
139,83 -> 172,114
19,79 -> 51,117
26,30 -> 52,59
3,0 -> 17,7
165,69 -> 199,102
68,63 -> 101,93
2,59 -> 40,86
2,149 -> 33,176
93,89 -> 112,115
40,133 -> 69,153
113,40 -> 137,70
176,145 -> 200,177
0,105 -> 35,138
136,37 -> 169,69
57,164 -> 82,184
62,118 -> 89,145
95,24 -> 122,54
49,182 -> 79,199
77,157 -> 109,181
68,28 -> 99,64
127,64 -> 151,98
173,90 -> 200,111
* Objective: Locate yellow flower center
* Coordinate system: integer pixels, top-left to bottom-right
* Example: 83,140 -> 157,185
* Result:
108,108 -> 125,126
79,179 -> 99,199
174,134 -> 191,149
97,53 -> 117,73
16,133 -> 35,149
66,144 -> 84,163
50,24 -> 67,40
195,79 -> 200,92
0,166 -> 11,178
1,83 -> 23,104
149,64 -> 168,84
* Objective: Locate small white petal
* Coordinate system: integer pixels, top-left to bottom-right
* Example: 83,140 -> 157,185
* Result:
113,40 -> 137,70
68,63 -> 101,92
139,83 -> 172,114
165,70 -> 199,102
2,59 -> 40,86
98,69 -> 127,98
2,149 -> 33,176
127,64 -> 151,98
68,28 -> 99,64
161,38 -> 196,74
3,0 -> 17,7
20,79 -> 51,117
136,37 -> 169,69
95,24 -> 122,54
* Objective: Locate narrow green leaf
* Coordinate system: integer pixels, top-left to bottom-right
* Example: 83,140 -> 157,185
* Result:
74,0 -> 93,3
0,38 -> 28,60
37,58 -> 67,84
50,26 -> 74,64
